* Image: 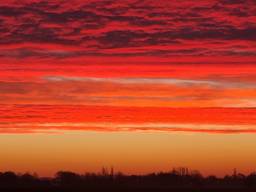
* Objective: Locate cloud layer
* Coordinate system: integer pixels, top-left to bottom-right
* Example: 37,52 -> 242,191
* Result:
1,105 -> 256,134
0,0 -> 255,60
1,1 -> 256,134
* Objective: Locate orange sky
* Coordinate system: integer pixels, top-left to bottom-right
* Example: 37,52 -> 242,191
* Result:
1,132 -> 256,177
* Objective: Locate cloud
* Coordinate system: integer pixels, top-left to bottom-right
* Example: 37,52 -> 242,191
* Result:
0,0 -> 255,59
43,75 -> 256,89
2,74 -> 256,107
1,1 -> 256,135
1,122 -> 256,134
43,76 -> 221,86
1,104 -> 256,134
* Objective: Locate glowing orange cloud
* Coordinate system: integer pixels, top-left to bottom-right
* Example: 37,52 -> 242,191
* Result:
1,105 -> 256,134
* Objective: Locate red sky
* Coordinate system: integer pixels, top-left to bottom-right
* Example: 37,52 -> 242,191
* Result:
0,0 -> 256,176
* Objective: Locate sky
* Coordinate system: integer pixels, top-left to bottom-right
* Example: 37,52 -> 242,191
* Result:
0,0 -> 256,177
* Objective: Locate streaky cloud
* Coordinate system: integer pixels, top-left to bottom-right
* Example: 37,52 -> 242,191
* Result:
43,75 -> 256,89
1,122 -> 256,134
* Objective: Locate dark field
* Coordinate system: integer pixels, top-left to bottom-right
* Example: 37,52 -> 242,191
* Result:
1,169 -> 256,192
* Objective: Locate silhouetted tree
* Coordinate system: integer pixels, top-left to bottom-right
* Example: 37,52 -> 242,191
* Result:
55,171 -> 81,186
0,171 -> 18,185
246,172 -> 256,187
0,169 -> 256,191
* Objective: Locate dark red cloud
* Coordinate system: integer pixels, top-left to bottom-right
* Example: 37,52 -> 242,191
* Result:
0,0 -> 255,60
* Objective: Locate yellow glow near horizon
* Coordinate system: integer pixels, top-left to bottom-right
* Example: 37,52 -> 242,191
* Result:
1,131 -> 256,177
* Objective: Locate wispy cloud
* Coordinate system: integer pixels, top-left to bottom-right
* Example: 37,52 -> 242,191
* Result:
44,76 -> 220,86
1,74 -> 256,107
1,105 -> 256,134
1,122 -> 256,134
43,75 -> 256,89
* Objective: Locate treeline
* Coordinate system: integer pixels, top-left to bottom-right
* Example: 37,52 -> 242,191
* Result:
1,168 -> 256,192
